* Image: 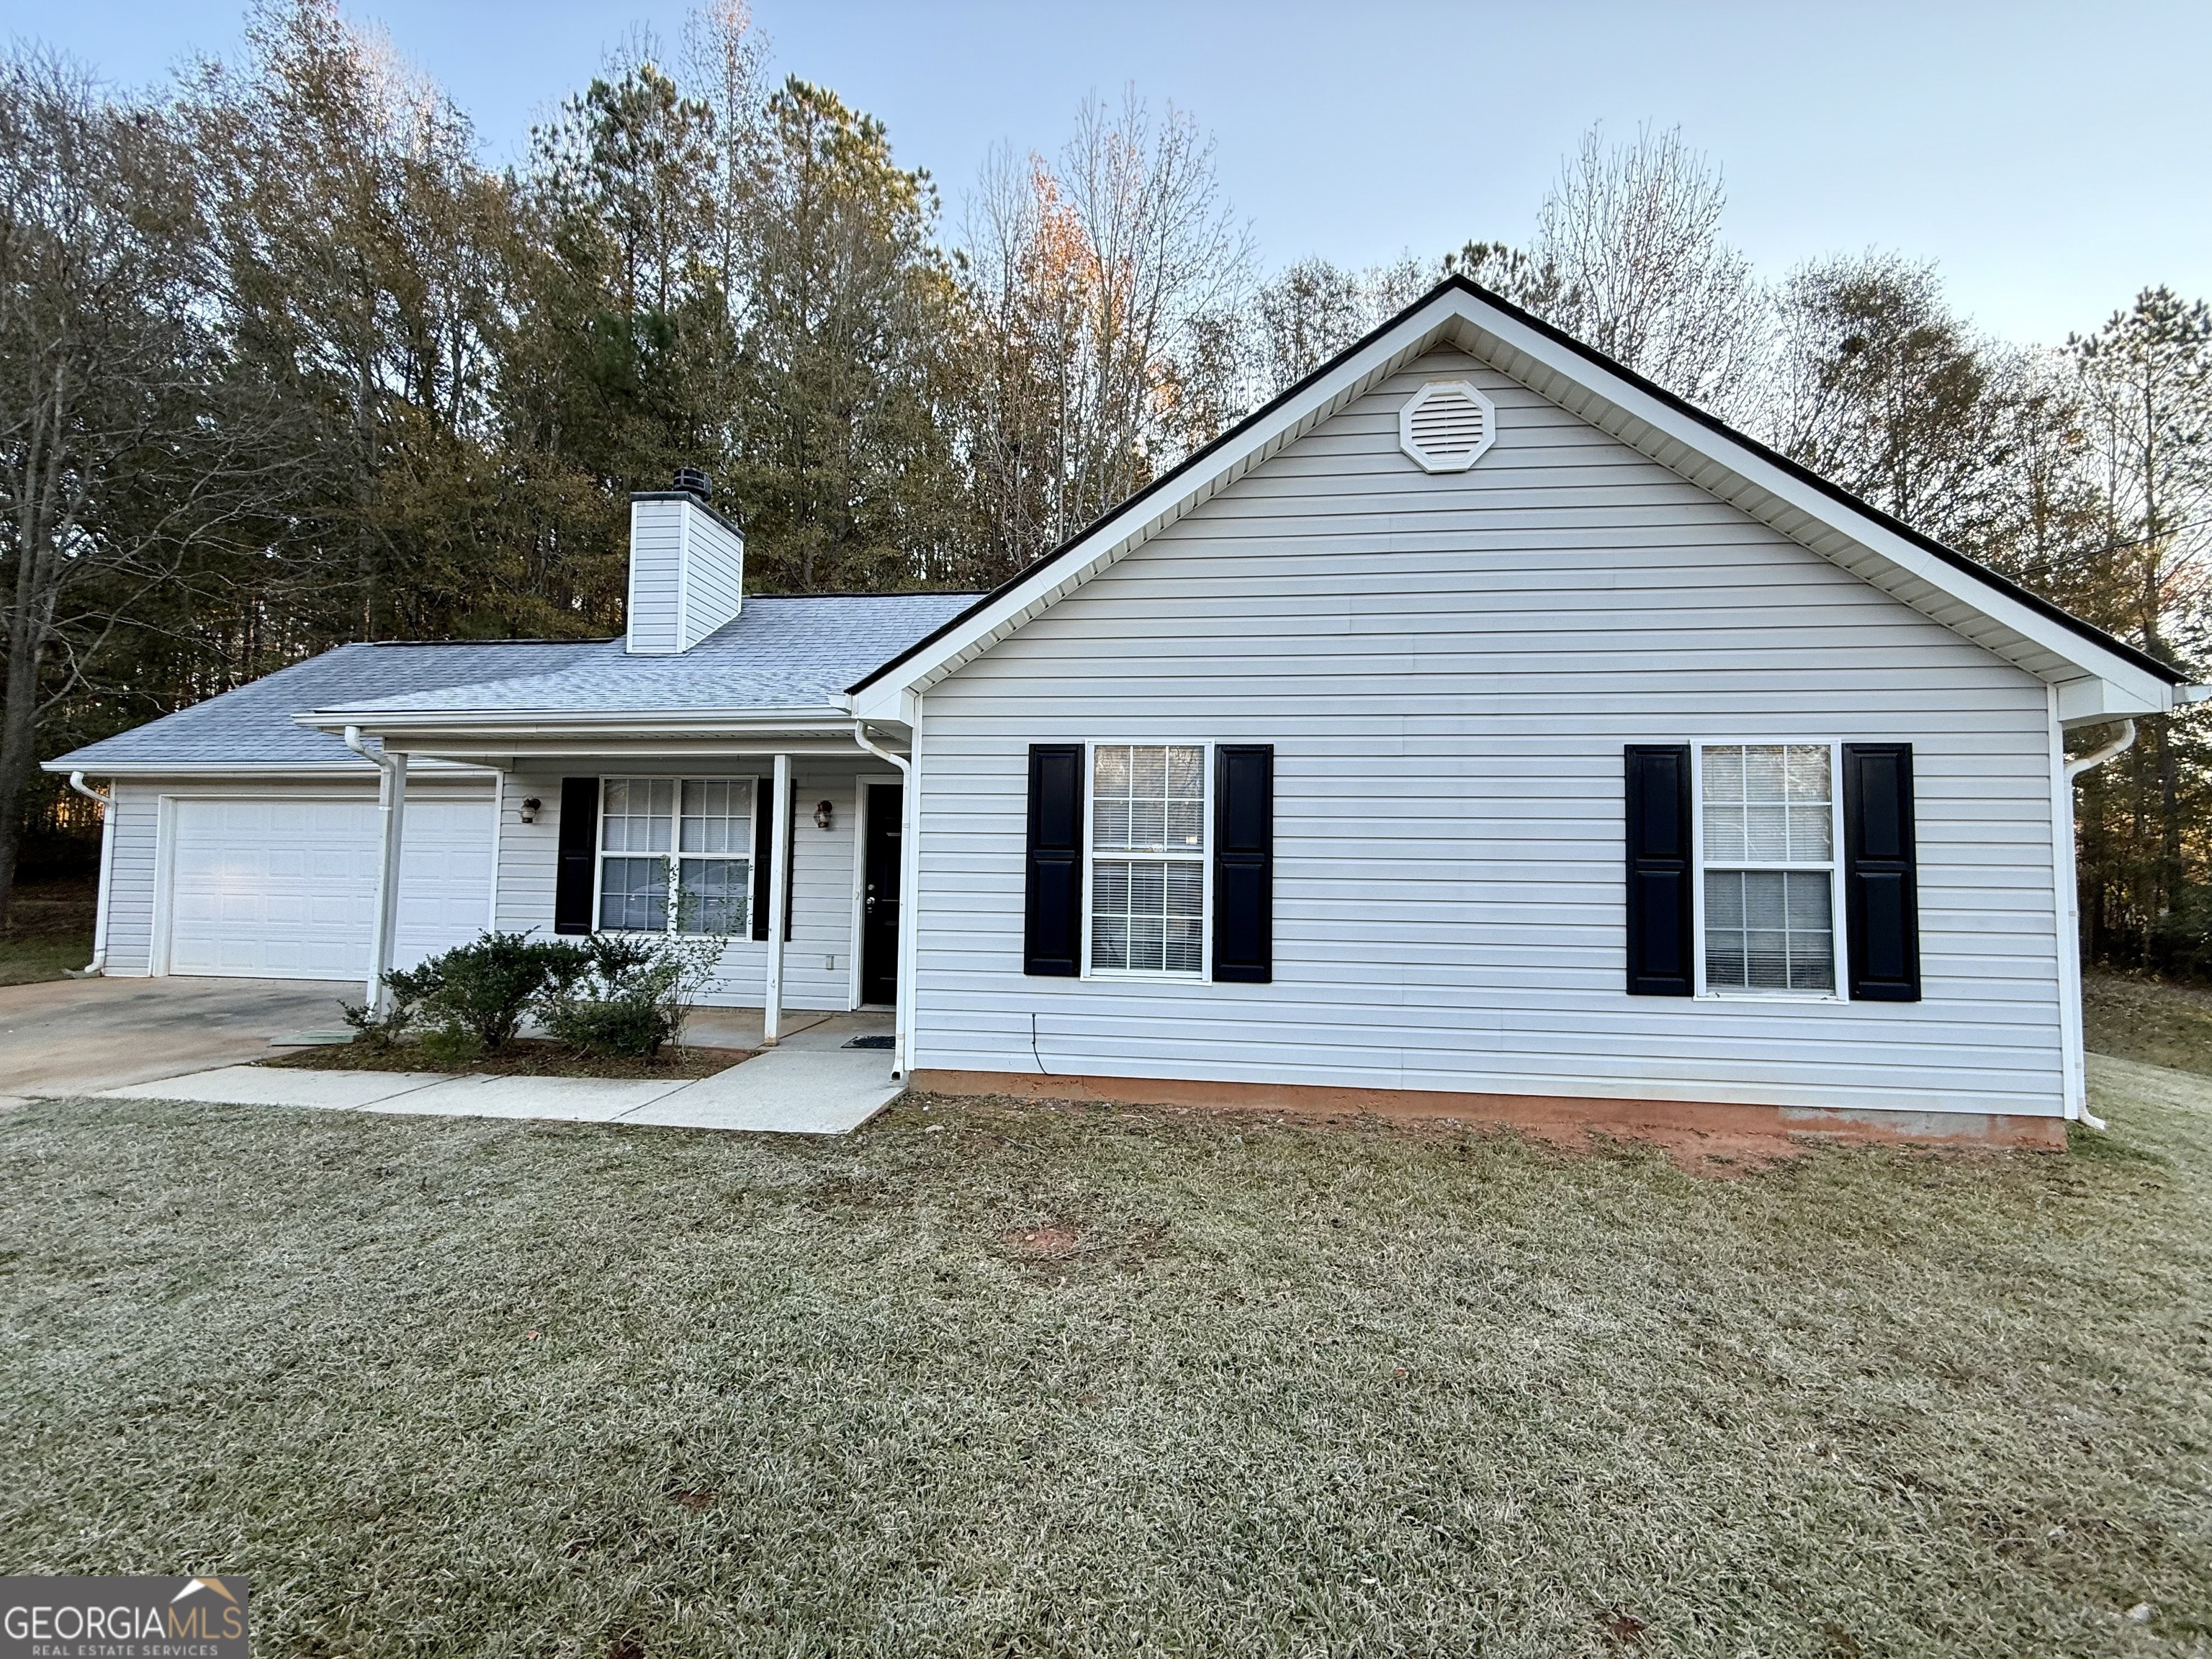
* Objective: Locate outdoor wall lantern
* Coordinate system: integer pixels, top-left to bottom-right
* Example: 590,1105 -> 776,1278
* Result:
518,796 -> 542,824
814,799 -> 835,831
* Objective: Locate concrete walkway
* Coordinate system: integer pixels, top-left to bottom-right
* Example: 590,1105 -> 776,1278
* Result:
39,1002 -> 903,1136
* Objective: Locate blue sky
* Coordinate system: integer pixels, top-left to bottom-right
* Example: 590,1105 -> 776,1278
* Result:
14,0 -> 2209,347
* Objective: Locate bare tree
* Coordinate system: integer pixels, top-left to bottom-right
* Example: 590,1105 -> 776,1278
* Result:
2069,287 -> 2212,667
1528,123 -> 1765,414
2061,288 -> 2212,969
682,0 -> 769,335
1251,253 -> 1441,395
957,90 -> 1251,577
1767,252 -> 2015,549
0,55 -> 288,925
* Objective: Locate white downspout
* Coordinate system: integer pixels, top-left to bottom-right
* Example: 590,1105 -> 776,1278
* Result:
2062,718 -> 2136,1132
343,724 -> 408,1015
2066,719 -> 2136,782
853,719 -> 915,1081
65,771 -> 114,977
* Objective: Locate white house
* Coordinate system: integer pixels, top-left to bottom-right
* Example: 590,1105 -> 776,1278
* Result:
51,279 -> 2206,1146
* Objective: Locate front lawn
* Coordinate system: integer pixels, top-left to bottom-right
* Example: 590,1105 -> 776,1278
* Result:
2,1066 -> 2208,1656
2087,970 -> 2212,1079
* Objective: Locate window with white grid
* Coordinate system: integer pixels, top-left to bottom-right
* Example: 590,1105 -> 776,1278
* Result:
598,777 -> 752,935
677,779 -> 751,935
1699,744 -> 1837,994
1089,744 -> 1205,975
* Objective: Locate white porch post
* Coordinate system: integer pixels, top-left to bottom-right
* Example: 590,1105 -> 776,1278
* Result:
893,709 -> 923,1081
367,749 -> 408,1012
761,750 -> 791,1046
851,715 -> 919,1082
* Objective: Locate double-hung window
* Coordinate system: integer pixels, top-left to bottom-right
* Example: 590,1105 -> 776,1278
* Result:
597,777 -> 752,935
1698,744 -> 1838,995
1089,744 -> 1206,976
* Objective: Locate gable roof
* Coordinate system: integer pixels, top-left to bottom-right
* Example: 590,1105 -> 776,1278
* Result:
50,595 -> 976,773
849,276 -> 2192,726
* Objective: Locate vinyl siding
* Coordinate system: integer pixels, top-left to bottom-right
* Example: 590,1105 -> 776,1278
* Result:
101,782 -> 163,974
679,510 -> 745,649
498,760 -> 866,1010
624,500 -> 683,655
912,347 -> 2069,1118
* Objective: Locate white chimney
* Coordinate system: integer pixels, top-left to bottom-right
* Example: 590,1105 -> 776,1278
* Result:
625,469 -> 745,655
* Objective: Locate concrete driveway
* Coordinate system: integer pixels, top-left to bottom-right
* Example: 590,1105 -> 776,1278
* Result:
0,975 -> 357,1100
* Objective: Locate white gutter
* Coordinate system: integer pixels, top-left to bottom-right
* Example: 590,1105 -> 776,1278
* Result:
39,759 -> 480,778
2062,719 -> 2138,1130
852,720 -> 917,1081
295,705 -> 853,734
63,772 -> 114,977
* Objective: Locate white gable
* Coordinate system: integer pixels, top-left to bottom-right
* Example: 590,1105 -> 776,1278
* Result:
850,281 -> 2189,727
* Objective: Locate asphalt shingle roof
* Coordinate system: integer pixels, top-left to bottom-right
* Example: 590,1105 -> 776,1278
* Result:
54,595 -> 977,770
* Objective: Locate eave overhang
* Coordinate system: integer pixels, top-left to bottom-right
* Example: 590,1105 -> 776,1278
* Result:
39,757 -> 492,781
289,701 -> 891,764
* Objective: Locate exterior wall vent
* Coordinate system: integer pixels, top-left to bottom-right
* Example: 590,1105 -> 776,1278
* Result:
1399,380 -> 1497,472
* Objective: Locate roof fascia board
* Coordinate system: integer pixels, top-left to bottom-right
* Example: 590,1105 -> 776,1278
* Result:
847,318 -> 1455,719
382,740 -> 894,765
1435,302 -> 2178,712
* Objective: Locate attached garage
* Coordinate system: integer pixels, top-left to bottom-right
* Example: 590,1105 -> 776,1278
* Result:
162,791 -> 495,981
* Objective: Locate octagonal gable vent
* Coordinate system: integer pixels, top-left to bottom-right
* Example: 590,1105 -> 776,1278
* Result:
1399,380 -> 1497,472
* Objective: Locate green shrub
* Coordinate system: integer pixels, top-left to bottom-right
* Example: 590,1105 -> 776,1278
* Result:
534,933 -> 722,1058
339,998 -> 413,1052
348,931 -> 587,1056
415,1024 -> 486,1069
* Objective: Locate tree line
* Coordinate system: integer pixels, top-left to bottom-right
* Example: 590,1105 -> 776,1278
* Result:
3,3 -> 2206,976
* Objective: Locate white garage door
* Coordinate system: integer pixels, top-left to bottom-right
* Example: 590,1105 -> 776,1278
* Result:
167,794 -> 495,980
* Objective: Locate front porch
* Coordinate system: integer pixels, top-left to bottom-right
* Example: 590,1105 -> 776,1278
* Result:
333,719 -> 919,1066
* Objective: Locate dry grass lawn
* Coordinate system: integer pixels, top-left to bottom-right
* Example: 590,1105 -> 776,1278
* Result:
1,1044 -> 2208,1655
2087,970 -> 2212,1079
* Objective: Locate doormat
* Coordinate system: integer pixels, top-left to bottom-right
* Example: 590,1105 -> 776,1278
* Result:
843,1035 -> 895,1050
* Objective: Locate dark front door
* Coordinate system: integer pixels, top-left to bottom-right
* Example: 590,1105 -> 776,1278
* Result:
860,783 -> 902,1006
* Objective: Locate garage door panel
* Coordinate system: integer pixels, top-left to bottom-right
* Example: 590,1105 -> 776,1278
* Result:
168,794 -> 493,981
395,799 -> 496,971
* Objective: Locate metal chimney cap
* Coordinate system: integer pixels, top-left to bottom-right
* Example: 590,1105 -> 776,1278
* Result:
671,467 -> 714,503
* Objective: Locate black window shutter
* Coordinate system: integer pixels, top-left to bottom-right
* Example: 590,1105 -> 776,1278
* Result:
1213,745 -> 1274,983
1843,744 -> 1921,1002
751,774 -> 774,941
1024,745 -> 1084,976
553,775 -> 600,935
1624,745 -> 1694,996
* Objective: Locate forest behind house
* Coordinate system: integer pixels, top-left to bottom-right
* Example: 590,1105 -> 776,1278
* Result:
4,0 -> 2207,978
